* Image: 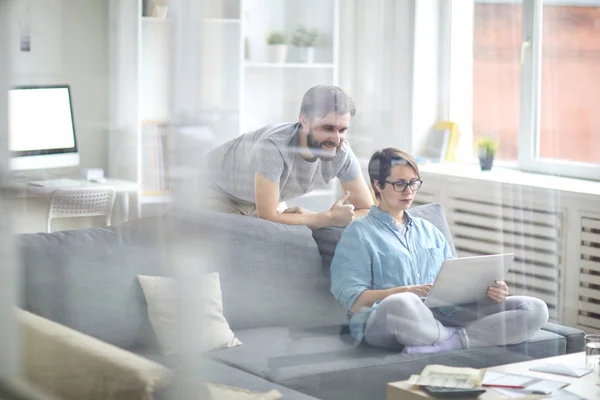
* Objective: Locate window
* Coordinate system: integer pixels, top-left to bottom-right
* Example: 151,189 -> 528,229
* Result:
473,1 -> 522,162
465,0 -> 600,179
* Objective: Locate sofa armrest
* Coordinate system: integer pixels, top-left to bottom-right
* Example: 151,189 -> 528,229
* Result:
18,309 -> 172,400
541,322 -> 585,354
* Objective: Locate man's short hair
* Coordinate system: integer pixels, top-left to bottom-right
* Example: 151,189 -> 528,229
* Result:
299,85 -> 356,120
368,148 -> 420,200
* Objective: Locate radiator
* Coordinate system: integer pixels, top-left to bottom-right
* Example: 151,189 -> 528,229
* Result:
412,189 -> 437,207
578,217 -> 600,332
443,196 -> 563,322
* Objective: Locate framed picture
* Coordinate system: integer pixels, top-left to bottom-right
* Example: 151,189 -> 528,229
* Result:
421,121 -> 459,163
437,121 -> 460,162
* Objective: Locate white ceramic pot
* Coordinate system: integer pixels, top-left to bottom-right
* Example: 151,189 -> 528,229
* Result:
268,45 -> 288,63
297,47 -> 316,63
306,47 -> 315,63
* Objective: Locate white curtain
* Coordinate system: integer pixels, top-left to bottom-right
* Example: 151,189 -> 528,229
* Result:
339,0 -> 415,159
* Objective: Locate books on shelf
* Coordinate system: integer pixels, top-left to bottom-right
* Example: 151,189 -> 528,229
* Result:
142,122 -> 170,196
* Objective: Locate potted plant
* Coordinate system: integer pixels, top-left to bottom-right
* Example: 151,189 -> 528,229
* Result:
291,26 -> 320,63
477,136 -> 499,171
265,31 -> 288,63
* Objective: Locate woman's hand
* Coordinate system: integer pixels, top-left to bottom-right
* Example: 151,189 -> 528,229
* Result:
406,284 -> 433,297
351,284 -> 432,313
487,280 -> 509,304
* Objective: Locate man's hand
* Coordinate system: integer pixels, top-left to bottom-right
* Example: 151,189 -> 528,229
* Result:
406,284 -> 433,297
283,206 -> 315,215
328,191 -> 355,227
256,172 -> 355,229
341,176 -> 375,218
487,280 -> 509,304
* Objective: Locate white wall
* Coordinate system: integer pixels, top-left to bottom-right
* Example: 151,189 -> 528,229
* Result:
411,0 -> 442,155
339,0 -> 447,159
11,0 -> 109,172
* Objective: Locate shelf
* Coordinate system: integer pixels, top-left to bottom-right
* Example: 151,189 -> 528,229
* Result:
113,0 -> 340,197
141,17 -> 171,22
142,17 -> 240,23
141,194 -> 174,204
203,18 -> 241,23
245,62 -> 335,69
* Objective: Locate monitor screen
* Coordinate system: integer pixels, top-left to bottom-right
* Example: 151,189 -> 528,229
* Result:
8,85 -> 79,170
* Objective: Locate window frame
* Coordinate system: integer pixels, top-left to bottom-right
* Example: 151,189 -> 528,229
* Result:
519,0 -> 600,180
450,0 -> 600,181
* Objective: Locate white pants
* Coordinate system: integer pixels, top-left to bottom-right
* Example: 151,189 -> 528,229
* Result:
364,292 -> 549,350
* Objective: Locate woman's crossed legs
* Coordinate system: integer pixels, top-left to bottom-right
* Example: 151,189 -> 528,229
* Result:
364,292 -> 548,351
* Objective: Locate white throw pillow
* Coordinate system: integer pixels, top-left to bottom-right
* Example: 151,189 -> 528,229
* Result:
138,273 -> 242,355
203,383 -> 283,400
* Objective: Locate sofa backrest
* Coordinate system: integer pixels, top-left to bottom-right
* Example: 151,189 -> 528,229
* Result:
16,219 -> 170,350
16,212 -> 348,349
17,203 -> 455,349
175,212 -> 349,330
408,203 -> 457,256
205,203 -> 456,330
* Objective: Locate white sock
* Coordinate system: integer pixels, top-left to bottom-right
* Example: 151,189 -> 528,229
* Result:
403,328 -> 467,354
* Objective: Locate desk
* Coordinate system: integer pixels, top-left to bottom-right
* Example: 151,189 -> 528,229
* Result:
2,178 -> 140,232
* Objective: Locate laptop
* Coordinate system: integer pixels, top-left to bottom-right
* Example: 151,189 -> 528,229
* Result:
423,253 -> 515,308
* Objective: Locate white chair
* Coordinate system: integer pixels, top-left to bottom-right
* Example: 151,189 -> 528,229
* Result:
46,186 -> 117,233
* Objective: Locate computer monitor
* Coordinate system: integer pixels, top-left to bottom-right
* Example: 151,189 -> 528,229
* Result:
8,85 -> 79,171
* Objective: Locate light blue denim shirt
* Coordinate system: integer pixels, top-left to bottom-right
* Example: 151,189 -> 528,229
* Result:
330,205 -> 454,342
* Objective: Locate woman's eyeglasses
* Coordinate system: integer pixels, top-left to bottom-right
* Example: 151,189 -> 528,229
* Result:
385,179 -> 423,193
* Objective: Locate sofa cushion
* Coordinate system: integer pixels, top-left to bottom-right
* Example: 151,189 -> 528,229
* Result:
130,352 -> 319,400
138,273 -> 242,354
208,326 -> 566,400
17,210 -> 349,349
540,322 -> 585,354
19,309 -> 173,400
173,212 -> 348,330
17,219 -> 169,350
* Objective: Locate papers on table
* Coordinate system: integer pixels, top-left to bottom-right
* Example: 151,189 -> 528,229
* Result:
529,364 -> 593,378
406,365 -> 581,399
483,371 -> 530,388
409,364 -> 485,389
494,388 -> 585,399
493,388 -> 537,398
483,370 -> 569,395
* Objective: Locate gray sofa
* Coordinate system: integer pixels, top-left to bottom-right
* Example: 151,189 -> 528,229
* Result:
17,203 -> 585,400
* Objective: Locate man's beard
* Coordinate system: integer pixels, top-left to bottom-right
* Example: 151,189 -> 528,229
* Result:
306,128 -> 341,161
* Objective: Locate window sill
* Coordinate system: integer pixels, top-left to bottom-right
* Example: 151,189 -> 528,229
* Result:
418,162 -> 600,197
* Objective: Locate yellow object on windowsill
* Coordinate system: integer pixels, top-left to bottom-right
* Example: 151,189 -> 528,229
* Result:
434,121 -> 460,162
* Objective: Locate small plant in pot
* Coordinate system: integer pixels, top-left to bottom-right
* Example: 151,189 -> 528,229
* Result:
291,26 -> 320,63
477,136 -> 499,171
265,31 -> 288,63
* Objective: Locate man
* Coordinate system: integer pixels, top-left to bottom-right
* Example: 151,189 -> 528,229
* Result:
206,85 -> 373,229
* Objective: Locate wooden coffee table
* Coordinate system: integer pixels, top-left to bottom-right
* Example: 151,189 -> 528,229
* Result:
387,352 -> 599,399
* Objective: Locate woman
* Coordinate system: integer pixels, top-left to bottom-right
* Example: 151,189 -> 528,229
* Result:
330,148 -> 548,352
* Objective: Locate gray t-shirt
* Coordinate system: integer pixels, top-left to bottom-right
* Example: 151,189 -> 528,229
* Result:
208,122 -> 362,203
